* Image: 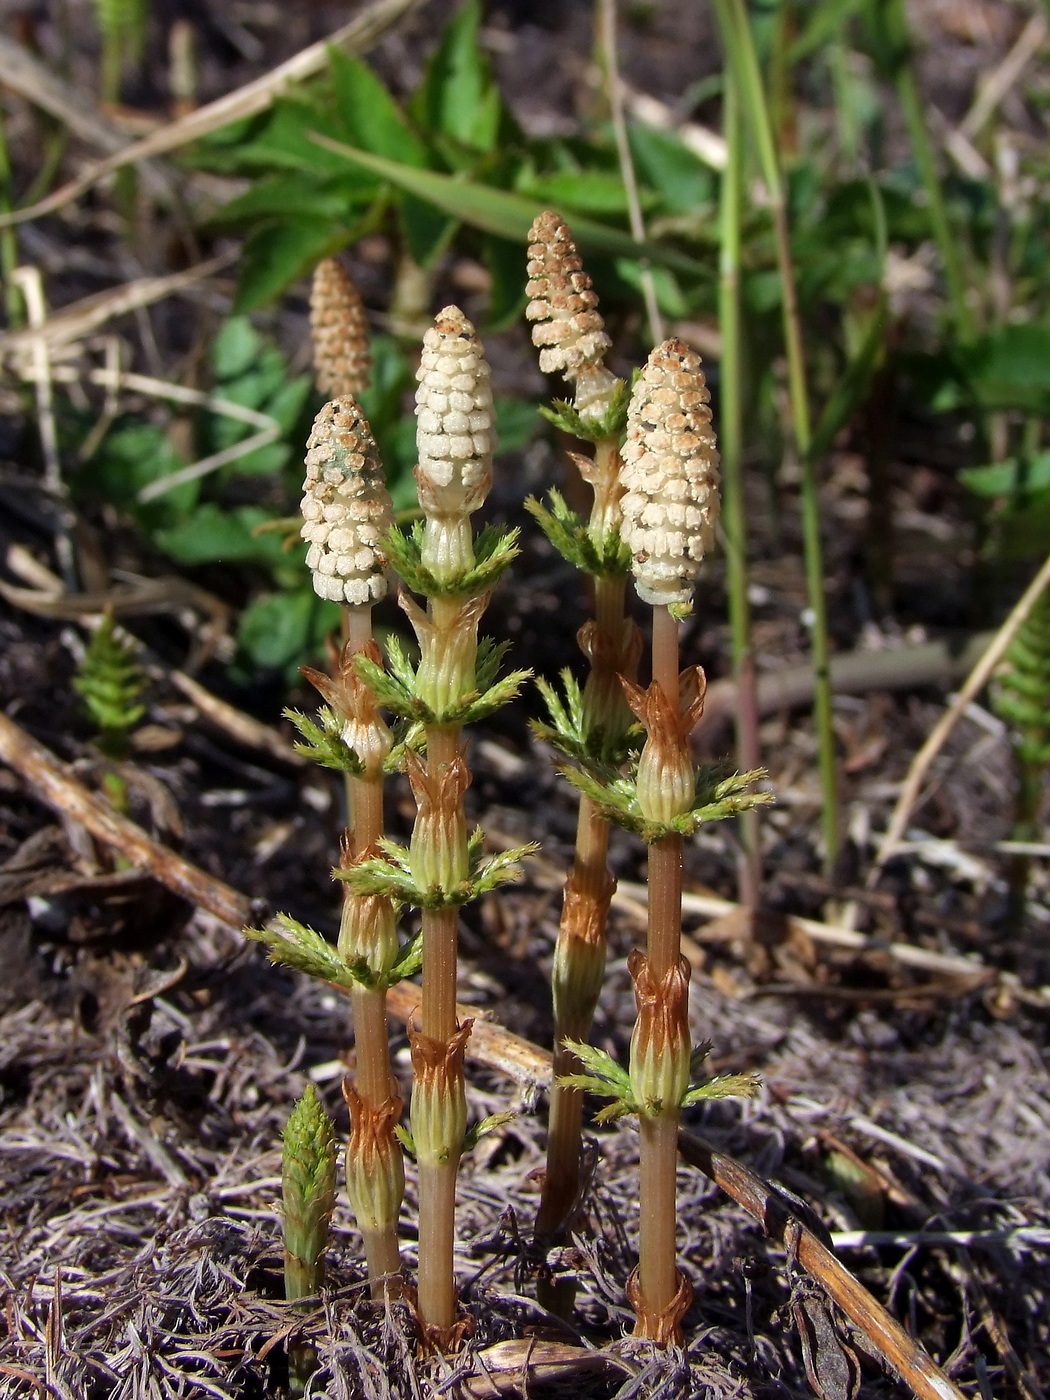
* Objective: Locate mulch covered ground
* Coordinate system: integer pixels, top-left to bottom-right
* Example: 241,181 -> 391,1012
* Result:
1,1 -> 1049,1396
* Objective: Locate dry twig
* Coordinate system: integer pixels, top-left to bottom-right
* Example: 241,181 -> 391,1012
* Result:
874,553 -> 1050,871
0,0 -> 423,229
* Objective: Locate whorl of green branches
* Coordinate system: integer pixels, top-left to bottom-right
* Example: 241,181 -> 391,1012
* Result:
993,593 -> 1050,771
74,616 -> 147,756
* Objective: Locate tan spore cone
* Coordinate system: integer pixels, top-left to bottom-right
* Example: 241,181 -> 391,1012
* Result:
300,398 -> 394,606
310,258 -> 371,400
525,210 -> 617,418
620,339 -> 720,611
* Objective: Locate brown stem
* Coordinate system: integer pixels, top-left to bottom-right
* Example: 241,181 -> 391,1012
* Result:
415,719 -> 467,1337
635,603 -> 686,1336
350,984 -> 393,1109
417,1159 -> 460,1336
646,836 -> 683,981
637,1115 -> 681,1336
361,1227 -> 404,1296
536,799 -> 611,1243
651,604 -> 679,704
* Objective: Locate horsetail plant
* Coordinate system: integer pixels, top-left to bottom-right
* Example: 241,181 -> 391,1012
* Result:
556,341 -> 769,1342
523,213 -> 640,1289
282,1084 -> 337,1392
250,395 -> 413,1301
991,587 -> 1050,932
342,307 -> 534,1345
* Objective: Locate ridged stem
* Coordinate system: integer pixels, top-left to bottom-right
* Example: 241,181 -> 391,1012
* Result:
537,436 -> 627,1268
342,604 -> 403,1299
637,1114 -> 681,1334
635,606 -> 685,1338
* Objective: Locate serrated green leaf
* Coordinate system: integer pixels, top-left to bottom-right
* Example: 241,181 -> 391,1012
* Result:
409,0 -> 500,154
329,47 -> 425,165
235,217 -> 346,313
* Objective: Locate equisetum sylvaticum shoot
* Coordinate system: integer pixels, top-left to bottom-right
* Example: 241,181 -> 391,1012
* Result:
524,213 -> 638,1309
553,339 -> 769,1343
282,1084 -> 336,1390
340,307 -> 533,1346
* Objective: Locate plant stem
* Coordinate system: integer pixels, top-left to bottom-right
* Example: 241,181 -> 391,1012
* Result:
341,605 -> 403,1300
417,1158 -> 459,1330
635,605 -> 685,1336
638,1114 -> 681,1327
885,0 -> 974,341
537,433 -> 629,1267
718,67 -> 761,906
716,0 -> 839,870
417,718 -> 466,1336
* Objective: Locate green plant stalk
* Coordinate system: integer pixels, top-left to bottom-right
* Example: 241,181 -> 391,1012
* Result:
718,68 -> 761,907
884,0 -> 974,342
599,0 -> 662,344
716,0 -> 839,869
0,101 -> 21,328
635,604 -> 686,1336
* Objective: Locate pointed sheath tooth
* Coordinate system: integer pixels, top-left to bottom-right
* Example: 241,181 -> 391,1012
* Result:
620,339 -> 720,610
310,258 -> 371,400
300,398 -> 394,608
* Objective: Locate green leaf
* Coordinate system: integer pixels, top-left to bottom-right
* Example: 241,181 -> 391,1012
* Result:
207,172 -> 368,228
238,588 -> 339,674
390,933 -> 423,980
155,504 -> 290,566
409,0 -> 500,154
809,298 -> 888,465
212,316 -> 262,380
483,234 -> 528,330
518,168 -> 641,216
308,135 -> 706,278
329,48 -> 426,165
681,1072 -> 762,1106
960,452 -> 1050,499
83,420 -> 197,525
626,122 -> 715,215
614,258 -> 689,317
284,705 -> 363,773
463,1112 -> 515,1151
397,191 -> 459,269
957,324 -> 1050,414
235,217 -> 346,312
493,396 -> 539,454
226,95 -> 354,174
